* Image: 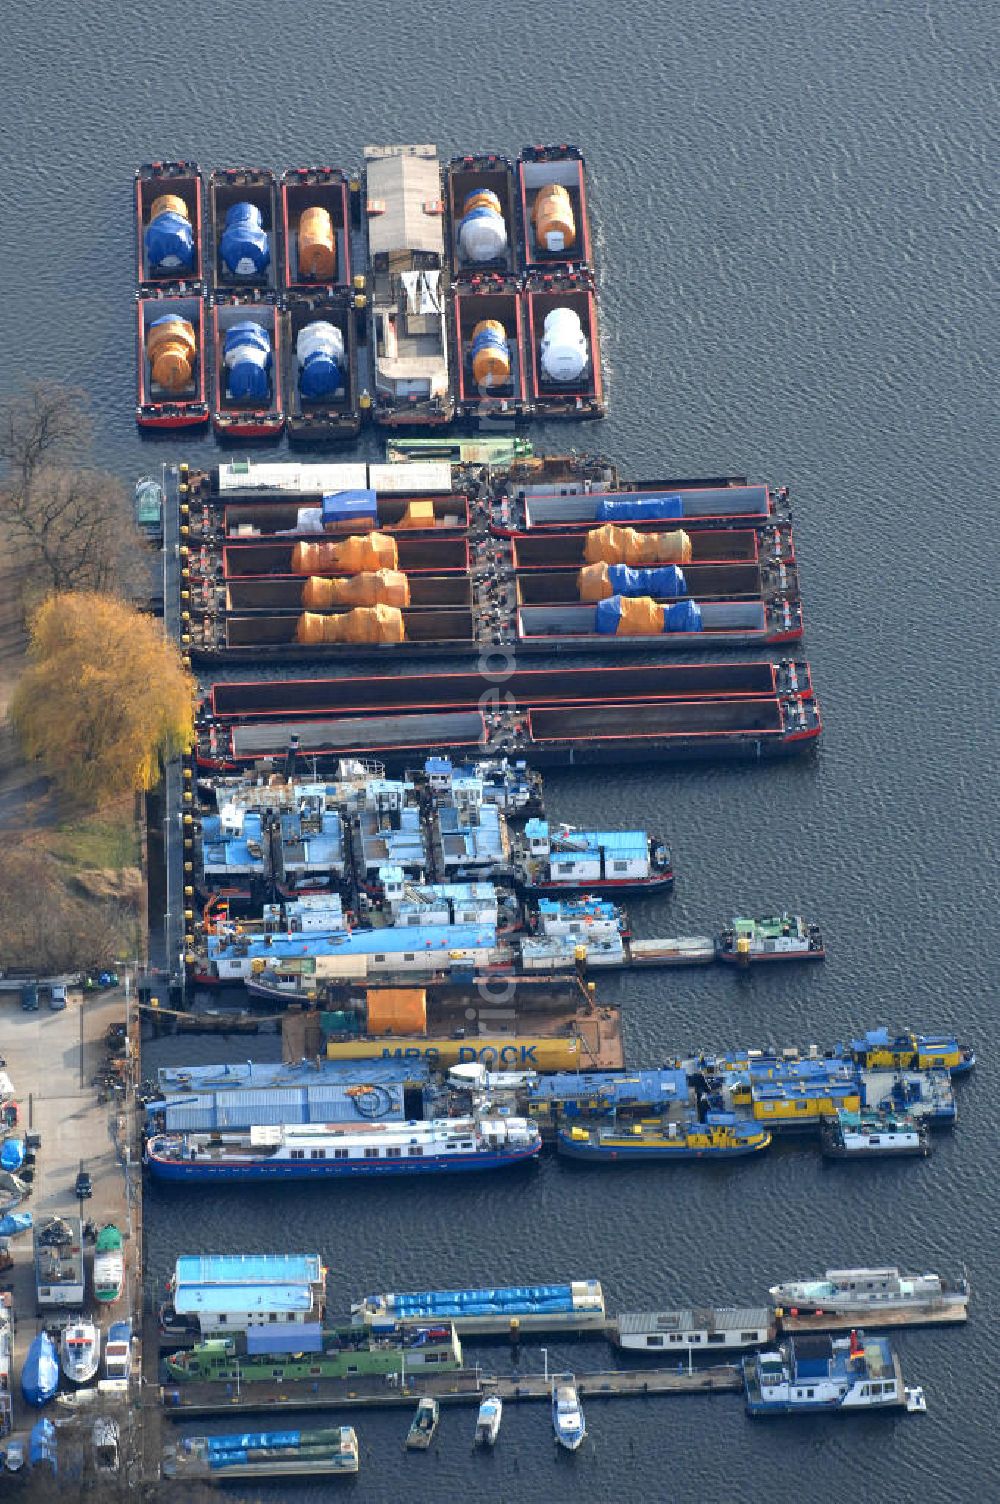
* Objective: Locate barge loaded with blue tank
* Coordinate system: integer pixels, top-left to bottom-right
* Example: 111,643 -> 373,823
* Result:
281,292 -> 361,442
174,1426 -> 360,1480
211,294 -> 284,438
354,1278 -> 606,1334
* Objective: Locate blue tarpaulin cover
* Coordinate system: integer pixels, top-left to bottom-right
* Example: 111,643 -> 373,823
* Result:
596,494 -> 684,521
663,599 -> 703,632
321,491 -> 378,526
220,202 -> 271,276
606,564 -> 687,598
145,211 -> 195,273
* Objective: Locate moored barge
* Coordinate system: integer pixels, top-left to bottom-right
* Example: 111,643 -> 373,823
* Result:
517,145 -> 592,269
716,914 -> 824,963
557,1115 -> 772,1162
136,161 -> 204,288
525,271 -> 604,419
769,1267 -> 969,1329
208,167 -> 279,294
495,480 -> 783,535
447,153 -> 518,276
282,293 -> 361,443
211,295 -> 284,438
280,166 -> 353,292
136,293 -> 209,429
217,491 -> 470,539
452,276 -> 531,419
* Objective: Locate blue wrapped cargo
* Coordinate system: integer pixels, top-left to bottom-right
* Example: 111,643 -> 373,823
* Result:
207,1430 -> 302,1452
220,202 -> 271,277
663,599 -> 703,632
223,321 -> 272,402
321,490 -> 378,528
596,494 -> 684,521
145,211 -> 195,274
606,564 -> 687,598
29,1418 -> 57,1470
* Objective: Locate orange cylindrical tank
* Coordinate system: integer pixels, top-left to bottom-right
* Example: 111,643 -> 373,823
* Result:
532,184 -> 576,252
365,988 -> 428,1036
146,315 -> 197,391
301,570 -> 410,609
291,533 -> 399,575
298,206 -> 337,280
470,319 -> 511,386
149,193 -> 189,223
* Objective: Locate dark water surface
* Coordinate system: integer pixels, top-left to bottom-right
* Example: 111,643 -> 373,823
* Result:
6,0 -> 998,1498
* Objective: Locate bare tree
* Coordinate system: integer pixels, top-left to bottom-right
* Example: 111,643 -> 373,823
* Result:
0,382 -> 151,607
0,841 -> 131,974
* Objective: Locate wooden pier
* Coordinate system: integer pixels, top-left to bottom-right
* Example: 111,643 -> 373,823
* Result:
160,1364 -> 742,1419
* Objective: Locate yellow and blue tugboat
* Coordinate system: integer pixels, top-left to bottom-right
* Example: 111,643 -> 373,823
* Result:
556,1111 -> 771,1162
846,1028 -> 975,1075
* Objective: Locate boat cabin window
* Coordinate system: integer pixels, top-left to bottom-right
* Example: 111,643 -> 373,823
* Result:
408,1147 -> 424,1157
806,1388 -> 815,1398
646,1335 -> 664,1347
309,1365 -> 322,1376
364,1147 -> 380,1159
386,1147 -> 402,1158
707,1333 -> 725,1344
310,1149 -> 326,1159
461,1140 -> 474,1149
290,1148 -> 305,1160
404,953 -> 415,962
334,1148 -> 349,1159
612,861 -> 629,872
742,1331 -> 760,1342
375,953 -> 387,963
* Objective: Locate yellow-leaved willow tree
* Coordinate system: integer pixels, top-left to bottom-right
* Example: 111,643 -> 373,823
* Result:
10,592 -> 195,806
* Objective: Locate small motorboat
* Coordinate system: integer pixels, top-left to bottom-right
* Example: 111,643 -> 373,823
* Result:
104,1319 -> 133,1382
551,1373 -> 586,1450
61,1320 -> 100,1386
474,1393 -> 503,1447
405,1395 -> 439,1450
905,1386 -> 928,1413
56,1386 -> 98,1409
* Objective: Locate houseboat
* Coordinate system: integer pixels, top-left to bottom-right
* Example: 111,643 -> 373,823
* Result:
208,167 -> 279,294
136,293 -> 209,429
280,167 -> 352,292
613,1306 -> 773,1354
212,294 -> 284,438
846,1028 -> 975,1075
557,1114 -> 772,1162
282,293 -> 360,443
525,273 -> 605,420
146,1115 -> 541,1183
453,277 -> 531,419
716,915 -> 824,963
517,145 -> 592,269
161,1252 -> 327,1341
447,153 -> 518,275
768,1268 -> 970,1324
135,161 -> 203,288
103,1321 -> 133,1383
514,821 -> 672,895
743,1332 -> 907,1415
365,145 -> 453,427
820,1109 -> 930,1159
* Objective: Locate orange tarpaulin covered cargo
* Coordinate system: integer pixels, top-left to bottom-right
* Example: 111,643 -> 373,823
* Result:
582,525 -> 692,567
301,570 -> 410,609
295,605 -> 406,644
291,533 -> 399,575
397,499 -> 436,529
365,988 -> 427,1035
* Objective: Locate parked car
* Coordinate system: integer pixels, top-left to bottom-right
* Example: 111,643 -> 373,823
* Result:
20,982 -> 39,1011
48,984 -> 68,1011
74,1170 -> 93,1200
5,1439 -> 24,1471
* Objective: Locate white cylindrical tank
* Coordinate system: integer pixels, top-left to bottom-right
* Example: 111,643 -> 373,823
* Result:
540,307 -> 589,383
458,189 -> 508,264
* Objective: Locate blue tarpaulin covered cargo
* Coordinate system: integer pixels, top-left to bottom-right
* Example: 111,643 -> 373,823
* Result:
596,494 -> 684,521
606,564 -> 687,598
594,596 -> 703,635
321,490 -> 378,528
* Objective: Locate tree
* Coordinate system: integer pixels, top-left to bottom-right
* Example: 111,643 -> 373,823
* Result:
0,840 -> 130,973
9,593 -> 194,808
0,381 -> 150,606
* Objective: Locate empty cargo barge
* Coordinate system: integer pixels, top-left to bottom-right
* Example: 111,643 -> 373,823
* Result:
196,660 -> 820,769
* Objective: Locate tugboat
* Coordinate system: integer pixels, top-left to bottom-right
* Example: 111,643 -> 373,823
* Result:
717,914 -> 824,963
557,1113 -> 771,1163
406,1395 -> 439,1449
820,1108 -> 931,1159
743,1331 -> 908,1415
474,1392 -> 503,1447
551,1373 -> 586,1449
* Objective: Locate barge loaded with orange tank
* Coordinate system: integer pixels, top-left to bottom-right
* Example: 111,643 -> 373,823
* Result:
135,162 -> 209,427
193,659 -> 820,772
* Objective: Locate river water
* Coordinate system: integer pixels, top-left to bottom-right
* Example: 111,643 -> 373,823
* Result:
5,0 -> 997,1498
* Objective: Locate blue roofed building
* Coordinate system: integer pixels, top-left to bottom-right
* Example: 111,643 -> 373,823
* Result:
169,1251 -> 327,1338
